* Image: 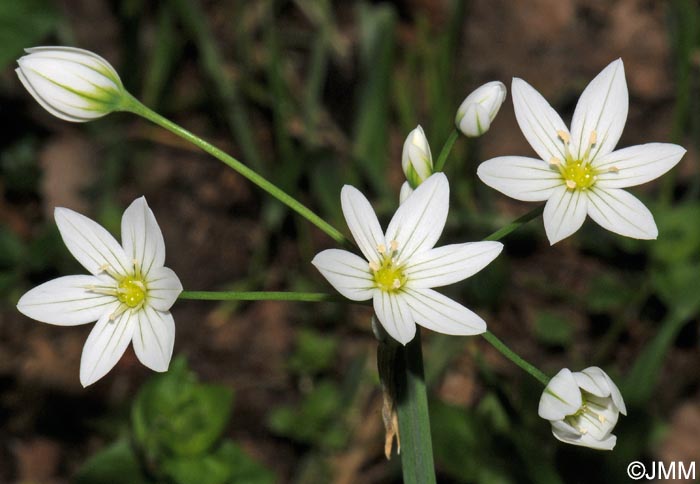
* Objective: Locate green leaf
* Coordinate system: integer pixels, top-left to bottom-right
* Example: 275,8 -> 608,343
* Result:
0,0 -> 59,69
132,357 -> 234,460
288,328 -> 338,375
533,311 -> 573,347
267,380 -> 345,449
586,273 -> 634,313
73,440 -> 149,484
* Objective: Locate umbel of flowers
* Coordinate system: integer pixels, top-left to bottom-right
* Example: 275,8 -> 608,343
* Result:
14,44 -> 686,457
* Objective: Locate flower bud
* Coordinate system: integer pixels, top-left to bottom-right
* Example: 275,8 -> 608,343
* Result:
16,46 -> 126,122
455,81 -> 506,137
538,367 -> 627,450
401,125 -> 433,189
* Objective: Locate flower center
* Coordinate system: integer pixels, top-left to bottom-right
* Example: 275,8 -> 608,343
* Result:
562,160 -> 597,190
565,393 -> 609,435
369,241 -> 406,293
117,276 -> 146,308
548,130 -> 617,191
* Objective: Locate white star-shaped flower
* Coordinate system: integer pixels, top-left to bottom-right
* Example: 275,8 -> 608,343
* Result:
17,197 -> 182,387
477,59 -> 686,245
312,173 -> 503,345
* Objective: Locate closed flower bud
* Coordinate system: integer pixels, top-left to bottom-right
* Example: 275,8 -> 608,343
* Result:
16,46 -> 126,122
401,125 -> 433,189
399,181 -> 413,204
455,81 -> 506,137
538,367 -> 627,450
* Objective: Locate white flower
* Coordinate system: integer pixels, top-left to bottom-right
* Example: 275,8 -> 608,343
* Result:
456,81 -> 507,137
16,46 -> 125,122
477,59 -> 686,245
312,173 -> 503,345
17,197 -> 182,387
538,367 -> 627,450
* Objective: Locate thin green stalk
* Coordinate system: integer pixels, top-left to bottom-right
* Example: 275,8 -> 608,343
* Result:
484,205 -> 544,241
433,127 -> 460,172
179,291 -> 339,302
481,331 -> 549,385
119,93 -> 347,244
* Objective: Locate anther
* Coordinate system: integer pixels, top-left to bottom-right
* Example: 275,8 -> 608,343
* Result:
392,279 -> 401,289
549,157 -> 562,167
607,166 -> 619,173
566,180 -> 577,189
579,427 -> 588,435
557,130 -> 571,144
588,130 -> 597,146
377,243 -> 386,254
389,240 -> 399,252
369,261 -> 380,271
598,414 -> 606,424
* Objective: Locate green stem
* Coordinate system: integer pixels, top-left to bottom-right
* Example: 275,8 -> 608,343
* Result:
433,128 -> 460,172
119,93 -> 347,245
396,328 -> 436,484
481,331 -> 550,385
484,205 -> 544,241
179,291 -> 339,302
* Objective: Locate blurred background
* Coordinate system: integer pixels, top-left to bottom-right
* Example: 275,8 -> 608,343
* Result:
0,0 -> 699,483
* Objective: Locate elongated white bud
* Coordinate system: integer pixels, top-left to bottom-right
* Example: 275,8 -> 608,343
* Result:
16,46 -> 125,122
401,125 -> 433,189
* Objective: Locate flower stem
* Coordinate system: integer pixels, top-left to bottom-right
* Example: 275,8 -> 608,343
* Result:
433,128 -> 460,172
396,328 -> 436,484
481,331 -> 550,385
179,290 -> 340,302
484,205 -> 544,241
119,93 -> 347,245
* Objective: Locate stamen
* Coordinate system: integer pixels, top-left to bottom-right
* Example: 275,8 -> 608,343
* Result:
578,427 -> 588,435
598,414 -> 606,424
377,243 -> 386,254
389,240 -> 399,252
566,180 -> 577,189
557,130 -> 570,144
369,261 -> 380,271
607,166 -> 619,173
549,157 -> 561,167
392,278 -> 401,289
588,130 -> 597,146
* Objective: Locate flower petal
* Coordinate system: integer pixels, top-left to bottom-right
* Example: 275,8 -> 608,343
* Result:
551,420 -> 617,450
538,368 -> 582,420
121,197 -> 166,276
570,59 -> 628,161
80,310 -> 136,387
593,143 -> 686,189
404,241 -> 503,288
132,306 -> 175,372
373,291 -> 416,345
312,249 -> 374,301
402,288 -> 486,335
146,266 -> 183,311
55,207 -> 131,277
17,275 -> 116,326
511,77 -> 569,163
385,173 -> 449,264
477,156 -> 563,202
586,188 -> 657,239
543,186 -> 588,245
576,367 -> 627,415
341,185 -> 385,264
